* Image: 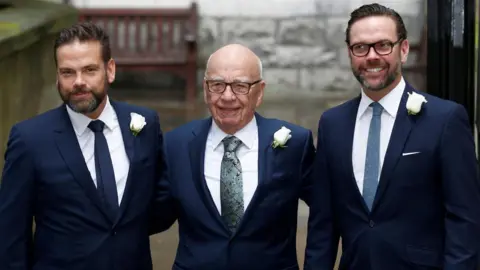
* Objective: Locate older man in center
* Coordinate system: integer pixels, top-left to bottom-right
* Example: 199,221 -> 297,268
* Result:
157,44 -> 322,270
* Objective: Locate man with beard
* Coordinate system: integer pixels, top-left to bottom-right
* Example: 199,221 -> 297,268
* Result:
304,3 -> 480,270
0,22 -> 173,270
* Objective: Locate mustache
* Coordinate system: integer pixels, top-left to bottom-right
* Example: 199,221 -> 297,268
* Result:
71,88 -> 91,95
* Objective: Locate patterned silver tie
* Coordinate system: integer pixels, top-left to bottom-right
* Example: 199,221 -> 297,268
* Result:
220,135 -> 244,233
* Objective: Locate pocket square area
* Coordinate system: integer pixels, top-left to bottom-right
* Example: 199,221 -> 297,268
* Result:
402,152 -> 420,156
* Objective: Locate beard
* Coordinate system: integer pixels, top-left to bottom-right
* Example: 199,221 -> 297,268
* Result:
352,60 -> 401,92
58,81 -> 108,114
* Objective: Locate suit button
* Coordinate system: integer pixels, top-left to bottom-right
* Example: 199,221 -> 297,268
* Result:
112,231 -> 117,236
369,220 -> 375,228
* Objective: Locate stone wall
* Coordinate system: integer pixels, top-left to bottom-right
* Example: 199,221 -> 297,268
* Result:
196,0 -> 426,101
0,1 -> 77,171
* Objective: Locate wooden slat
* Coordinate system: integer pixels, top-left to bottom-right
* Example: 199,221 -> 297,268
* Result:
135,16 -> 140,54
146,17 -> 153,53
166,18 -> 173,51
77,3 -> 199,104
157,17 -> 163,55
112,17 -> 118,51
79,8 -> 193,17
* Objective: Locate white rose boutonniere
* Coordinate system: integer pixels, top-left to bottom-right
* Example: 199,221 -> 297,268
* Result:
406,92 -> 427,115
272,126 -> 292,149
130,112 -> 146,136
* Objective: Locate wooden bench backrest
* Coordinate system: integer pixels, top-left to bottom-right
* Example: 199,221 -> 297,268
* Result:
78,3 -> 198,65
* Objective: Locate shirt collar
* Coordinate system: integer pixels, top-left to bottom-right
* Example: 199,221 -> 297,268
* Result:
210,115 -> 258,150
66,96 -> 118,136
357,76 -> 406,119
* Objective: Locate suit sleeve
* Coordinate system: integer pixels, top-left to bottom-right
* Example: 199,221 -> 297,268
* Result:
440,104 -> 480,270
304,117 -> 339,270
0,125 -> 35,269
149,113 -> 177,235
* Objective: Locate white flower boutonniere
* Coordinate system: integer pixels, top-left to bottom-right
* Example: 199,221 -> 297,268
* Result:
272,126 -> 292,149
130,112 -> 146,136
406,92 -> 427,115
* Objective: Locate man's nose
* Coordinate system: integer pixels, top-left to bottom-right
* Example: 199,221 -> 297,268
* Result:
221,85 -> 236,100
73,73 -> 86,87
365,47 -> 380,60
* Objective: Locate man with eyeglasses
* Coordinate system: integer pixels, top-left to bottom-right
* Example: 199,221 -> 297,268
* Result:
153,43 -> 317,269
305,3 -> 480,270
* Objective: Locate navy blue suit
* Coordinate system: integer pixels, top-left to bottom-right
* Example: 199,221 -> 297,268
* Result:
161,113 -> 315,270
0,100 -> 166,270
305,83 -> 480,270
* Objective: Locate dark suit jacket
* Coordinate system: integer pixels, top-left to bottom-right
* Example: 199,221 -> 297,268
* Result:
0,100 -> 167,270
160,113 -> 315,270
305,83 -> 480,270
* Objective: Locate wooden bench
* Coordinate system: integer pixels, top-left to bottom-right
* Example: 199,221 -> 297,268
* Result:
78,3 -> 198,104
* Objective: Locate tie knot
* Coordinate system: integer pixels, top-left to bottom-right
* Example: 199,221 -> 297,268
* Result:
222,136 -> 242,153
88,120 -> 105,133
370,102 -> 383,116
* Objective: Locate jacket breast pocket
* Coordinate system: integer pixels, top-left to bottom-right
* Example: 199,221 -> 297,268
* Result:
399,150 -> 424,162
137,155 -> 155,169
396,150 -> 435,188
259,171 -> 296,207
266,171 -> 294,191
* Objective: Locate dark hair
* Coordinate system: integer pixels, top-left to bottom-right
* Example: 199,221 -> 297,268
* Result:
54,22 -> 111,65
345,3 -> 407,44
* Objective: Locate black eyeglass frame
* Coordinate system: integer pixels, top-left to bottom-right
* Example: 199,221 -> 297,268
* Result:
348,38 -> 404,57
204,79 -> 263,95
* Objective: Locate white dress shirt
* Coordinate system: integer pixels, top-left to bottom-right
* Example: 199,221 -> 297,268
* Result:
352,77 -> 405,194
66,96 -> 130,204
204,116 -> 259,213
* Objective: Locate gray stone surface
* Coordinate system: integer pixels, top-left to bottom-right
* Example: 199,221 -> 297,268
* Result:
194,0 -> 425,101
315,0 -> 359,15
270,46 -> 336,67
300,67 -> 358,95
221,19 -> 276,46
278,18 -> 327,46
263,68 -> 299,93
324,17 -> 349,49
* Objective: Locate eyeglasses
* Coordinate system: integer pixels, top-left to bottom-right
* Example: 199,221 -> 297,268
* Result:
205,79 -> 262,95
349,39 -> 403,57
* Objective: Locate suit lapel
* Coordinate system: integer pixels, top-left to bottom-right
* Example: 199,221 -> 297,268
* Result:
372,86 -> 413,211
189,118 -> 230,233
53,106 -> 111,222
345,97 -> 371,213
234,113 -> 276,236
255,114 -> 276,189
111,101 -> 137,224
112,101 -> 135,162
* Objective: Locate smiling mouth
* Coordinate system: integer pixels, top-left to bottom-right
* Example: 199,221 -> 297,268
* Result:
219,108 -> 240,116
365,67 -> 385,73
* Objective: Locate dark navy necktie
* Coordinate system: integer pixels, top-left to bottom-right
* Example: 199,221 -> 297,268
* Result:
88,120 -> 119,217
